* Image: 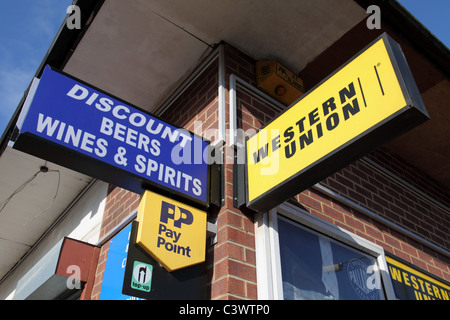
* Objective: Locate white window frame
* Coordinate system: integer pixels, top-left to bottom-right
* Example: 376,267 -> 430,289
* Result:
255,202 -> 396,300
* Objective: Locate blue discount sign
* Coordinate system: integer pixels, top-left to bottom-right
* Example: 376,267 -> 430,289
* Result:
14,66 -> 209,206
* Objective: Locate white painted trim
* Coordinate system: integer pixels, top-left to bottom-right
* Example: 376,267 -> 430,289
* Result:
16,77 -> 40,131
268,209 -> 284,299
217,45 -> 226,145
254,212 -> 273,300
377,254 -> 396,300
228,74 -> 237,147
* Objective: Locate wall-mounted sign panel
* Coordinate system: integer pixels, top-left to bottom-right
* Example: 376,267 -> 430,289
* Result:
136,190 -> 207,272
122,221 -> 207,300
13,66 -> 210,207
386,256 -> 450,300
245,33 -> 429,212
99,223 -> 141,300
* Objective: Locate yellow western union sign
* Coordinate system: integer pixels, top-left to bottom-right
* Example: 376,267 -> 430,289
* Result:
386,256 -> 450,300
246,33 -> 429,212
136,190 -> 206,272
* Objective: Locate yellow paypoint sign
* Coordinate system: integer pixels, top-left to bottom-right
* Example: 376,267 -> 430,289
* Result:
136,191 -> 206,272
246,33 -> 429,212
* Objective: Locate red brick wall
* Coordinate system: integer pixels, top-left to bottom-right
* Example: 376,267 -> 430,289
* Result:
160,59 -> 219,134
322,154 -> 450,251
90,241 -> 109,300
88,43 -> 449,300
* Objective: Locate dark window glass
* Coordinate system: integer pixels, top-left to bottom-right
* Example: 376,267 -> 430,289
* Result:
278,216 -> 385,300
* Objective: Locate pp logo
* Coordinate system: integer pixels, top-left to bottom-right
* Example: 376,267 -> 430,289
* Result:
160,201 -> 193,228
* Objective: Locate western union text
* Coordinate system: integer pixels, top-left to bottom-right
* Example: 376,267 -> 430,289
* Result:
252,81 -> 363,164
389,264 -> 449,300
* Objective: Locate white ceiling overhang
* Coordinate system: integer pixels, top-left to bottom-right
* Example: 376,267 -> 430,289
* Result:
0,147 -> 91,282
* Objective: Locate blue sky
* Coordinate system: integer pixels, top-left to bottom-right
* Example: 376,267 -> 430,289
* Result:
398,0 -> 450,47
0,0 -> 72,136
0,1 -> 449,137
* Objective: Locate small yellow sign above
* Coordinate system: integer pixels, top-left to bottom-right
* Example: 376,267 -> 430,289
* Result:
136,191 -> 207,272
245,33 -> 429,212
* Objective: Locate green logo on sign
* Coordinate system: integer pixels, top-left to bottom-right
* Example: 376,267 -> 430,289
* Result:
131,261 -> 153,292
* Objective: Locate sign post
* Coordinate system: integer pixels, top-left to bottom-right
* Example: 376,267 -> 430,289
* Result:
245,33 -> 429,212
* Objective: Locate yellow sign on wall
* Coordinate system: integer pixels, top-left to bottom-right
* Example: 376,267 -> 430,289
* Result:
136,190 -> 207,272
386,256 -> 450,300
245,33 -> 429,212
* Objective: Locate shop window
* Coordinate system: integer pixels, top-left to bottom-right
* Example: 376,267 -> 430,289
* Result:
278,216 -> 384,300
255,203 -> 395,300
